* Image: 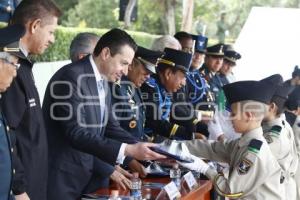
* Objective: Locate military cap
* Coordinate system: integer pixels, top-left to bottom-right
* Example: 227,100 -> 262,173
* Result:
261,74 -> 293,99
224,49 -> 241,64
0,24 -> 26,59
191,34 -> 208,53
206,43 -> 224,56
157,48 -> 192,73
223,80 -> 277,105
285,86 -> 300,110
292,65 -> 300,78
135,46 -> 163,74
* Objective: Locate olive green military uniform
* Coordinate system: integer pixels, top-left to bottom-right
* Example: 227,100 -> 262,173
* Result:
183,127 -> 284,199
263,115 -> 299,200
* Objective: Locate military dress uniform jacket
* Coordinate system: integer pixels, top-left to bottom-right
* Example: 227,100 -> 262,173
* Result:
200,65 -> 224,100
1,58 -> 48,200
185,68 -> 211,109
262,115 -> 299,200
141,75 -> 194,140
42,56 -> 137,200
110,76 -> 145,140
183,127 -> 284,199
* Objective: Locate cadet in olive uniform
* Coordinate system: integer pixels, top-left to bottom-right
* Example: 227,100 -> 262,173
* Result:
0,24 -> 25,200
111,46 -> 162,140
179,80 -> 284,199
219,46 -> 241,85
261,74 -> 298,200
141,48 -> 195,140
1,1 -> 62,199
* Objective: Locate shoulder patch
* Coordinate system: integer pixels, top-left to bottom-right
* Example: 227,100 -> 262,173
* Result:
248,139 -> 263,154
270,125 -> 282,135
237,158 -> 253,175
145,77 -> 156,88
264,134 -> 273,144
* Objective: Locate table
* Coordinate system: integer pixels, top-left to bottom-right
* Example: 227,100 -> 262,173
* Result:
94,177 -> 212,200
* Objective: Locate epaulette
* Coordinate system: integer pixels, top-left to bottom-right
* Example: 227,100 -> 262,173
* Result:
270,125 -> 282,136
247,139 -> 263,154
145,77 -> 156,88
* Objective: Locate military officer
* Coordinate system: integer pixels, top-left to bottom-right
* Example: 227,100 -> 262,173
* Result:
219,45 -> 241,85
111,46 -> 162,140
141,48 -> 195,140
200,44 -> 226,112
178,80 -> 284,199
261,74 -> 298,200
171,34 -> 211,139
174,31 -> 193,53
1,1 -> 62,199
0,24 -> 25,200
185,34 -> 213,110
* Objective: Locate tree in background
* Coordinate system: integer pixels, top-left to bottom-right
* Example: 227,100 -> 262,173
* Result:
57,0 -> 300,42
181,0 -> 194,33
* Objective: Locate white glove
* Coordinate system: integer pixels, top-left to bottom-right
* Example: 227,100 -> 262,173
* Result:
177,154 -> 209,174
208,115 -> 223,140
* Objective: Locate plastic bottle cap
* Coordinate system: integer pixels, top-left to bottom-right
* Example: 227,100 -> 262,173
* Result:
173,163 -> 179,169
111,190 -> 119,197
133,172 -> 139,178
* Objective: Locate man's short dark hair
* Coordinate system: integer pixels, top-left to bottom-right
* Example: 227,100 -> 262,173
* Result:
70,32 -> 99,62
11,0 -> 62,26
174,31 -> 192,42
94,28 -> 137,57
271,96 -> 286,115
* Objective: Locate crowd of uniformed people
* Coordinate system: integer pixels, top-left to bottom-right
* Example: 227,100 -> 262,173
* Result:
0,0 -> 300,200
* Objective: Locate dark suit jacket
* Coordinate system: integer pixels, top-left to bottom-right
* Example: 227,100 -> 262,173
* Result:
42,56 -> 136,200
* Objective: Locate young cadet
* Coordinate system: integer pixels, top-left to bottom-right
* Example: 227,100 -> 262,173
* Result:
261,74 -> 298,200
285,86 -> 300,195
178,80 -> 284,199
141,48 -> 196,140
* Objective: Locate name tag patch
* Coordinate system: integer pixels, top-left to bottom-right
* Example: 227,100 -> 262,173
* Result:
29,98 -> 36,107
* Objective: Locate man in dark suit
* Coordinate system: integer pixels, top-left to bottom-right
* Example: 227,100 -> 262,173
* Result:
43,28 -> 164,200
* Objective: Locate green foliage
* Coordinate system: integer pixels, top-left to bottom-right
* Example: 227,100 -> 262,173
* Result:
35,26 -> 159,62
62,0 -> 120,29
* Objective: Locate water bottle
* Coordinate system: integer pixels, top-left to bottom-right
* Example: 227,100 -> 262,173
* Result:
130,172 -> 142,200
108,190 -> 121,200
170,163 -> 181,189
